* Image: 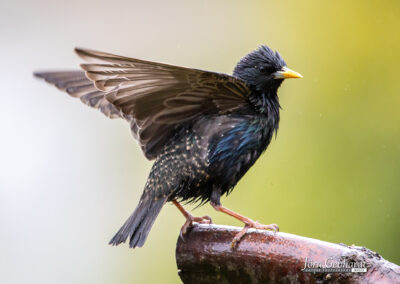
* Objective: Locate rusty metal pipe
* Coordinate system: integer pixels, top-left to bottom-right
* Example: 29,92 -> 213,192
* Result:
176,224 -> 400,283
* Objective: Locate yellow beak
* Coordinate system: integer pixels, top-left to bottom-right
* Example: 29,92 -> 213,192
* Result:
273,66 -> 303,79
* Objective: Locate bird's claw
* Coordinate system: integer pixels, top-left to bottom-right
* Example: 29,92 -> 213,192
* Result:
193,215 -> 212,224
249,221 -> 279,233
230,221 -> 279,249
179,215 -> 212,241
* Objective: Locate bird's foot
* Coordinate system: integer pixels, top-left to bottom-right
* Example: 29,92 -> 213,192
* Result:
173,199 -> 212,240
231,220 -> 279,249
180,214 -> 212,240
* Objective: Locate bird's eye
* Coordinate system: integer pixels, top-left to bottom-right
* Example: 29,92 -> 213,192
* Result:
258,66 -> 267,73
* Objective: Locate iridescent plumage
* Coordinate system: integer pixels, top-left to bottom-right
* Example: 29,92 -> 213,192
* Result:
34,45 -> 301,248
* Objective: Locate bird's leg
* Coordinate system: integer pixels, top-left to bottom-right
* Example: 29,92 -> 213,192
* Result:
211,202 -> 279,248
172,199 -> 212,239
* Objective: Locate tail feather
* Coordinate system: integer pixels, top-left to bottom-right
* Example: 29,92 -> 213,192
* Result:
109,194 -> 167,248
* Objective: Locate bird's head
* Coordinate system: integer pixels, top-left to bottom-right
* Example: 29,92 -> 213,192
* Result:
233,45 -> 302,95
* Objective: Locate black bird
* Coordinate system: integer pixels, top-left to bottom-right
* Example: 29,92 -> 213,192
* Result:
34,45 -> 302,248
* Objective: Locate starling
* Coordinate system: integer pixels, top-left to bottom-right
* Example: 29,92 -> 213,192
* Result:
34,46 -> 302,248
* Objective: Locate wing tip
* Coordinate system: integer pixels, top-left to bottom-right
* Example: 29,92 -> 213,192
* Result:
75,47 -> 91,59
75,47 -> 111,63
33,71 -> 46,79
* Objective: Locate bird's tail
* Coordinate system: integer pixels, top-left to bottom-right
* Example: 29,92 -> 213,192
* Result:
109,192 -> 168,248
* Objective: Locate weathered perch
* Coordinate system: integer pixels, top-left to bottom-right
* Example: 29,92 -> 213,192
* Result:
176,224 -> 400,283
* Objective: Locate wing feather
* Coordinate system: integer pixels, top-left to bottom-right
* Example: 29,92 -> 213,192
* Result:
35,48 -> 251,159
34,71 -> 122,118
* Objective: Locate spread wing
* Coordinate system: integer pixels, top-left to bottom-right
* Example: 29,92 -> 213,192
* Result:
35,48 -> 251,159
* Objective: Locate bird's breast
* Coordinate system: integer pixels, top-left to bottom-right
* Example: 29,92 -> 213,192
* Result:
163,114 -> 276,203
191,114 -> 275,189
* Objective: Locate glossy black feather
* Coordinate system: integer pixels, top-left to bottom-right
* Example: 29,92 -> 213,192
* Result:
34,45 -> 291,248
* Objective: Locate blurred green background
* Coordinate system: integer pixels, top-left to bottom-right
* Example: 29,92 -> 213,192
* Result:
1,0 -> 399,283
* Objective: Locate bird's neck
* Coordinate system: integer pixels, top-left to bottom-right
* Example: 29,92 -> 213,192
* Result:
248,90 -> 280,131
